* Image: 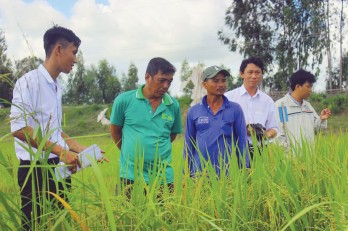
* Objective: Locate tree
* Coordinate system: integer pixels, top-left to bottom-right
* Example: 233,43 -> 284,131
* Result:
14,56 -> 43,79
218,0 -> 327,91
64,51 -> 90,104
95,59 -> 121,103
180,59 -> 194,97
328,51 -> 348,90
180,59 -> 193,82
324,0 -> 333,90
0,29 -> 13,105
121,62 -> 138,92
339,0 -> 345,90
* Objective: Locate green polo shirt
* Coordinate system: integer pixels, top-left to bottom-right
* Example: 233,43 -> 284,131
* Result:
110,84 -> 182,183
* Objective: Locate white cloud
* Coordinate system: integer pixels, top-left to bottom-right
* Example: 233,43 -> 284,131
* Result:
2,0 -> 345,95
1,0 -> 242,96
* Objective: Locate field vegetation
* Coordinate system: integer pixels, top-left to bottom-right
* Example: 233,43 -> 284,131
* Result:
0,95 -> 347,230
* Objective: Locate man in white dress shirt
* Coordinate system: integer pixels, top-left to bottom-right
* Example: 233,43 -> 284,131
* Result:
10,25 -> 85,230
225,57 -> 278,158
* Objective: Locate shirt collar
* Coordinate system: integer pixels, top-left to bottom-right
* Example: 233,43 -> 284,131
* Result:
240,84 -> 260,97
201,95 -> 230,109
286,92 -> 309,107
39,64 -> 55,84
38,64 -> 60,86
135,84 -> 173,105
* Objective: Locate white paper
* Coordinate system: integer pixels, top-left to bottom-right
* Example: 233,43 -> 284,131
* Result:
55,144 -> 103,180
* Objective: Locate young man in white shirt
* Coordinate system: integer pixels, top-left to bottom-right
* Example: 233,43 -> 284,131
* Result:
10,25 -> 86,230
225,57 -> 278,158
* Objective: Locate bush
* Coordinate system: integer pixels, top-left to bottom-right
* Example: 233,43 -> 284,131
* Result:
176,96 -> 192,111
324,95 -> 348,113
309,93 -> 348,114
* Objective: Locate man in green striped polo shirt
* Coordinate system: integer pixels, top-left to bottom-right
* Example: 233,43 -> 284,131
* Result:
110,57 -> 182,198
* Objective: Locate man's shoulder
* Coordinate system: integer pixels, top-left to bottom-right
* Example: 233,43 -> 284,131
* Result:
187,102 -> 205,116
257,90 -> 275,102
163,93 -> 180,109
116,89 -> 137,100
302,100 -> 315,110
225,87 -> 240,98
275,94 -> 290,106
14,69 -> 43,91
226,100 -> 244,114
16,69 -> 40,82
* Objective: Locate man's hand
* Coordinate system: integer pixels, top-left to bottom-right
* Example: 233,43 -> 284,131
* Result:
320,108 -> 332,120
59,150 -> 81,173
265,129 -> 277,139
67,142 -> 87,153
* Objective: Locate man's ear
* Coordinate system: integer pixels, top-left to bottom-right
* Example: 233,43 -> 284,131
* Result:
53,43 -> 62,56
239,71 -> 244,79
145,73 -> 150,81
202,81 -> 207,89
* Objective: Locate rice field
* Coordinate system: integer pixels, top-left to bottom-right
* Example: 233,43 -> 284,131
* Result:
0,132 -> 347,230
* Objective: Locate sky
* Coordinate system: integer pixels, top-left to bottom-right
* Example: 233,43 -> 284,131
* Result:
0,0 -> 346,96
0,0 -> 242,96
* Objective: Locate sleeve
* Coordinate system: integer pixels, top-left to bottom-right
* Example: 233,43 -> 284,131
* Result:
265,99 -> 279,133
183,108 -> 196,164
171,99 -> 182,134
274,100 -> 288,147
10,76 -> 36,132
110,93 -> 126,126
233,105 -> 250,168
310,103 -> 327,132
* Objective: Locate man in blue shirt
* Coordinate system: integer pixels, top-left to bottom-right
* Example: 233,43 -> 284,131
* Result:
184,66 -> 249,177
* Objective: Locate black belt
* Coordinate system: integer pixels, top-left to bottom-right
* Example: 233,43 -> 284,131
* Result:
19,157 -> 60,166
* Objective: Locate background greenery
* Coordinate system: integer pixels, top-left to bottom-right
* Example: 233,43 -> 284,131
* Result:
0,121 -> 347,230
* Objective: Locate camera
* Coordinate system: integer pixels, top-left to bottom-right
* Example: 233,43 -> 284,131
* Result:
247,123 -> 266,141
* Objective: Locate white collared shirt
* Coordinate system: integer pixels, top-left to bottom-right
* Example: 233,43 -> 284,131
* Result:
10,64 -> 68,160
225,85 -> 278,143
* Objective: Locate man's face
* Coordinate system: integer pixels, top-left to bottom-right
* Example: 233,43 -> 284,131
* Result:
146,70 -> 174,98
240,63 -> 262,89
203,72 -> 227,96
58,42 -> 78,74
296,81 -> 313,100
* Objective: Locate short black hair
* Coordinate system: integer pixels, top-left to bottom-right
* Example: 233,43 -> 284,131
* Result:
43,25 -> 81,57
146,57 -> 176,76
290,69 -> 316,91
240,56 -> 264,73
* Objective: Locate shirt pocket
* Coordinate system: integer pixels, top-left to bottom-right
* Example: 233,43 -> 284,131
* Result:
221,119 -> 233,137
253,111 -> 267,125
162,120 -> 174,137
196,120 -> 210,135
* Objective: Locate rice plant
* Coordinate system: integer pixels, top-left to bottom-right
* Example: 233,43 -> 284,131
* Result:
0,132 -> 347,230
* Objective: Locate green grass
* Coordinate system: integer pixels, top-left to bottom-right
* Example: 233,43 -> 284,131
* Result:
1,104 -> 348,230
1,133 -> 348,230
1,104 -> 347,137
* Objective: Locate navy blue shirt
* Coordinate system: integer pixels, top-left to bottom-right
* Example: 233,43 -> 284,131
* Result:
184,95 -> 249,176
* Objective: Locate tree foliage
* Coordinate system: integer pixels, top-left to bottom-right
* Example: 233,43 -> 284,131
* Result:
64,51 -> 90,104
218,0 -> 327,91
121,62 -> 138,92
95,59 -> 121,103
328,51 -> 348,90
0,29 -> 13,105
64,53 -> 121,104
14,56 -> 43,79
180,59 -> 194,97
